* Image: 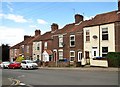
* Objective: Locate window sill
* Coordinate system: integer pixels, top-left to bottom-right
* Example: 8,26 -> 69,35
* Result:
70,46 -> 75,47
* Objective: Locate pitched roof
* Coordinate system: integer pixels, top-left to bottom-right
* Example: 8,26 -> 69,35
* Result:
28,35 -> 40,44
10,41 -> 24,49
84,10 -> 120,27
23,36 -> 34,45
34,31 -> 52,41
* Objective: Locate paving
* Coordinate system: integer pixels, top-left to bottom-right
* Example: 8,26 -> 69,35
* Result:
38,66 -> 119,72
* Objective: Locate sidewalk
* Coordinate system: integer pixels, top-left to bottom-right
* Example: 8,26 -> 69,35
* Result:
38,67 -> 119,72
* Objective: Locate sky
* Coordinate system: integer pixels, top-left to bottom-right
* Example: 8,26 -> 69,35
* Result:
0,1 -> 118,46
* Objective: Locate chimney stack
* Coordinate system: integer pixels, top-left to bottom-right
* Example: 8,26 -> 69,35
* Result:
118,0 -> 120,11
51,23 -> 58,32
35,30 -> 41,36
24,35 -> 31,41
75,14 -> 83,24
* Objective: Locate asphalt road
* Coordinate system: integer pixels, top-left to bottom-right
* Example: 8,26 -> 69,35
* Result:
1,68 -> 118,86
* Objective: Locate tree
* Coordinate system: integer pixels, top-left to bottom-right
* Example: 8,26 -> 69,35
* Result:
15,56 -> 24,62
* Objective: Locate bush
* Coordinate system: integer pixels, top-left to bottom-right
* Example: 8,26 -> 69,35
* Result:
106,52 -> 120,67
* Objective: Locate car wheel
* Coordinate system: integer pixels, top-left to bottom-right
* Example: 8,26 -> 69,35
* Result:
26,66 -> 28,70
20,66 -> 23,70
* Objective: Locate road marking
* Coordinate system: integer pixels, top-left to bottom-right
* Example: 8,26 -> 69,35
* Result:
18,75 -> 25,78
19,83 -> 26,85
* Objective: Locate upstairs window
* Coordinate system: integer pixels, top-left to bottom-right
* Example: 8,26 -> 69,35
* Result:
26,45 -> 29,53
44,42 -> 47,49
59,35 -> 63,47
102,47 -> 108,57
21,45 -> 24,53
102,28 -> 108,40
37,43 -> 40,50
86,30 -> 90,41
70,35 -> 75,47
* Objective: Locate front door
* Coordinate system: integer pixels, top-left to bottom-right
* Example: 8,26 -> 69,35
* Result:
92,47 -> 98,58
85,51 -> 90,64
78,52 -> 82,62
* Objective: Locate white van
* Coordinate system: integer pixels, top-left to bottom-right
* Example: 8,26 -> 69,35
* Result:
21,60 -> 38,69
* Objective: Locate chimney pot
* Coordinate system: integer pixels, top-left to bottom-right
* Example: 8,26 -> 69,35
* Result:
51,23 -> 59,32
75,14 -> 83,24
35,30 -> 41,36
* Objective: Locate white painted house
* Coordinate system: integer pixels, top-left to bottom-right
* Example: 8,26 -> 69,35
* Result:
33,41 -> 42,61
83,10 -> 120,67
43,49 -> 53,62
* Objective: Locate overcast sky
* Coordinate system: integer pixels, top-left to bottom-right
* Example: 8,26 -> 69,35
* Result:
0,1 -> 118,46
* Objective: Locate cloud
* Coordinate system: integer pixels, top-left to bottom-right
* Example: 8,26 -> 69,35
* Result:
7,2 -> 13,13
84,16 -> 95,20
0,13 -> 28,23
37,19 -> 48,25
0,26 -> 25,46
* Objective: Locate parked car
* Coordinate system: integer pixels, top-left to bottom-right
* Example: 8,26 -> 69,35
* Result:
8,62 -> 21,69
21,60 -> 38,69
0,61 -> 10,69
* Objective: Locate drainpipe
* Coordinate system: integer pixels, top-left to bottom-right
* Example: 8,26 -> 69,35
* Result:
99,25 -> 100,57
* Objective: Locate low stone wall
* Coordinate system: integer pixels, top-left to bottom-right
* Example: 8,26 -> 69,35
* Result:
90,59 -> 108,67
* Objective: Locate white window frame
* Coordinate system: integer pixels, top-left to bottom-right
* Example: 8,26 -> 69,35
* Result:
37,43 -> 40,50
70,35 -> 75,47
86,30 -> 90,42
70,51 -> 75,62
78,51 -> 82,62
102,28 -> 108,40
58,49 -> 63,60
59,35 -> 63,47
44,42 -> 47,49
102,47 -> 108,57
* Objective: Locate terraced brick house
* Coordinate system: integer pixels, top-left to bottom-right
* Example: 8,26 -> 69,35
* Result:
52,14 -> 87,66
10,30 -> 40,62
32,23 -> 58,62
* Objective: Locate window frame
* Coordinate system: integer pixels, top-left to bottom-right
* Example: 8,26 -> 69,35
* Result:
102,47 -> 108,57
59,35 -> 63,47
102,28 -> 109,40
58,50 -> 63,60
86,30 -> 90,42
70,51 -> 75,62
70,35 -> 75,47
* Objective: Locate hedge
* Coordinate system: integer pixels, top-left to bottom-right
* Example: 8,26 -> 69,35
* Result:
106,52 -> 120,67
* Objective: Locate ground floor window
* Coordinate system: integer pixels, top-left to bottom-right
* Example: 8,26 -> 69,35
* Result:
59,51 -> 63,60
102,47 -> 108,57
70,51 -> 75,61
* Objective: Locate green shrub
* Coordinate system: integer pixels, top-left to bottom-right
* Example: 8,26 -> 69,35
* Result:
106,52 -> 120,67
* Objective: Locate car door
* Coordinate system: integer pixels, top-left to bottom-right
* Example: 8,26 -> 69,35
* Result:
21,61 -> 26,68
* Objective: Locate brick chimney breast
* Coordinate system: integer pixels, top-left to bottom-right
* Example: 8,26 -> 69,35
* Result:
118,0 -> 120,11
51,23 -> 59,32
75,14 -> 83,24
35,30 -> 41,36
24,35 -> 31,40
